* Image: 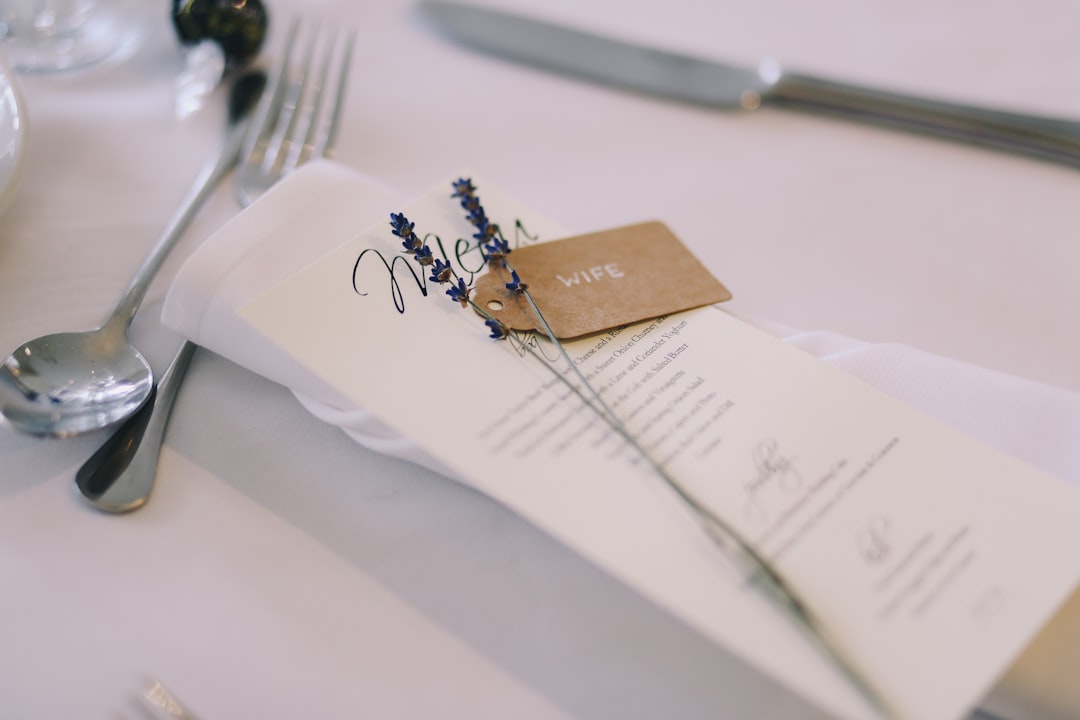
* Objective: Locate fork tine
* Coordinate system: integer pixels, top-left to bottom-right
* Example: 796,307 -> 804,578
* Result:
289,25 -> 355,167
234,18 -> 301,208
234,19 -> 356,208
319,30 -> 356,160
242,19 -> 299,164
292,25 -> 334,168
273,24 -> 318,172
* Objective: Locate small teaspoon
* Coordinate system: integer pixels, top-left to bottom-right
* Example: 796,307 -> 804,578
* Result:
0,70 -> 265,437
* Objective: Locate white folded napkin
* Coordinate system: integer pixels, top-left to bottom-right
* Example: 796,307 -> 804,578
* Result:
161,160 -> 1080,720
162,160 -> 1080,488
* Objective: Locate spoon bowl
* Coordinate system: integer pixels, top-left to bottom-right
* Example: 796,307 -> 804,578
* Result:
0,327 -> 152,436
0,70 -> 266,438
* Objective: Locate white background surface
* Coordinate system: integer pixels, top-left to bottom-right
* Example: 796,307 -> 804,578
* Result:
0,0 -> 1077,717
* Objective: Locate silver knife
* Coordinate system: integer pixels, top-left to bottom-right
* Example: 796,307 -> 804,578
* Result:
420,0 -> 1080,167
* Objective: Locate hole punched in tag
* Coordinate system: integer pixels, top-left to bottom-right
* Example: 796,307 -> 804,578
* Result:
472,221 -> 732,340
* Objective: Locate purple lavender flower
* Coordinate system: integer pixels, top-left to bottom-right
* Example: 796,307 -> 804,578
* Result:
446,277 -> 471,307
451,177 -> 506,262
483,236 -> 510,262
450,178 -> 476,199
389,180 -> 519,335
391,212 -> 423,254
504,269 -> 527,294
485,317 -> 509,340
429,258 -> 453,284
414,245 -> 434,266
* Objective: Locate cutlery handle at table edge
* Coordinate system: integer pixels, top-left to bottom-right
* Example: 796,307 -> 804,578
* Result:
765,70 -> 1080,167
74,341 -> 197,513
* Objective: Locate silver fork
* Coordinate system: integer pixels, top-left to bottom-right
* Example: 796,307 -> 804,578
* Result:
74,21 -> 356,513
236,20 -> 354,206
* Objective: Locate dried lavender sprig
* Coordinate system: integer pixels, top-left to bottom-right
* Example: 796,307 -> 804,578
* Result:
390,211 -> 512,328
391,211 -> 469,307
452,177 -> 511,261
390,212 -> 422,253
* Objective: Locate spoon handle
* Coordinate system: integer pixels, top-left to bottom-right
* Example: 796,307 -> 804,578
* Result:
105,72 -> 267,334
74,341 -> 196,513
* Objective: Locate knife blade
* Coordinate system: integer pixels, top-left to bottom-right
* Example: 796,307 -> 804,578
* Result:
420,0 -> 1080,167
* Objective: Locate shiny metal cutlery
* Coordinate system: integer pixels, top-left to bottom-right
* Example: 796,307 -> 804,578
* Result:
0,70 -> 265,438
74,21 -> 356,513
420,0 -> 1080,167
75,342 -> 196,512
142,678 -> 200,720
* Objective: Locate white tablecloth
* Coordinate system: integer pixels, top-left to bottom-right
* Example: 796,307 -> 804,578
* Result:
1,0 -> 1078,717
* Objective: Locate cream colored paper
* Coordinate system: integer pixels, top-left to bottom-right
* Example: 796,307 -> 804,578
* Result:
240,178 -> 1080,720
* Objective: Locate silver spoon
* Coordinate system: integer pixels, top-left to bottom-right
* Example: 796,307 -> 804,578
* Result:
0,71 -> 266,438
73,25 -> 354,513
74,341 -> 195,512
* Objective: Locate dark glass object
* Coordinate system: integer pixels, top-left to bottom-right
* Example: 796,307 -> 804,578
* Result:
172,0 -> 269,67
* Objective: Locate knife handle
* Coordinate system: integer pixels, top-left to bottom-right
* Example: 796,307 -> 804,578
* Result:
765,71 -> 1080,167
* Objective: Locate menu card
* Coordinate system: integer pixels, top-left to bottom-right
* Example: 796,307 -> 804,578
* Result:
239,177 -> 1080,719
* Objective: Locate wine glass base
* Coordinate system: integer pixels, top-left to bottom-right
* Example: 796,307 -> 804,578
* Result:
0,0 -> 148,73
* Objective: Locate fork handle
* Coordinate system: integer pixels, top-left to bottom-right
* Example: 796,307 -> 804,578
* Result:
765,70 -> 1080,167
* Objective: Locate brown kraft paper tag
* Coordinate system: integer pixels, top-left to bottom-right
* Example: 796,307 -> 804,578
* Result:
472,221 -> 732,339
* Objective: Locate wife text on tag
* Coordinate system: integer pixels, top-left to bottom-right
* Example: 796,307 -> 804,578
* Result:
473,221 -> 732,339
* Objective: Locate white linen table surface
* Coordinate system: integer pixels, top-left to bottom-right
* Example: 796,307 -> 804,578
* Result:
1,1 -> 1078,718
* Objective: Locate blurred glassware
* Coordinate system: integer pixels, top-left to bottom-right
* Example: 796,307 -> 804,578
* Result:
0,52 -> 27,217
0,0 -> 148,73
175,39 -> 226,118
